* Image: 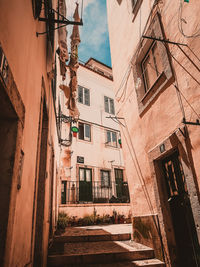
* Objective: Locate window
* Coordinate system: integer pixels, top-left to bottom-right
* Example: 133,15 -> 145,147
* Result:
106,130 -> 117,147
142,42 -> 162,92
132,13 -> 174,115
78,85 -> 90,106
101,170 -> 111,187
104,96 -> 115,114
78,122 -> 91,141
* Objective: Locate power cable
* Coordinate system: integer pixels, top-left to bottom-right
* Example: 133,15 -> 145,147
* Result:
178,0 -> 200,38
145,45 -> 200,121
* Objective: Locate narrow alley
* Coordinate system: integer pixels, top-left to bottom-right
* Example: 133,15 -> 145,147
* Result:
0,0 -> 200,267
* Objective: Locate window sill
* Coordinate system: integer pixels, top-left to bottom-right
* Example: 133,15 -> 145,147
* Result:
78,102 -> 90,107
105,112 -> 115,116
105,144 -> 118,149
138,71 -> 174,116
78,138 -> 92,143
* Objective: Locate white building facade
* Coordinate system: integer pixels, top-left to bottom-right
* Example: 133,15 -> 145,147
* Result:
59,58 -> 130,218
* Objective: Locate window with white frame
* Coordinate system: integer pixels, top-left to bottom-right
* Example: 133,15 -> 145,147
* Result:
106,130 -> 117,147
104,96 -> 115,114
78,122 -> 91,141
78,85 -> 90,106
101,170 -> 111,187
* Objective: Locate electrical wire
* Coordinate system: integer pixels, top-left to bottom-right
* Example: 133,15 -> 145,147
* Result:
117,66 -> 132,103
147,59 -> 200,121
115,64 -> 132,97
178,0 -> 200,38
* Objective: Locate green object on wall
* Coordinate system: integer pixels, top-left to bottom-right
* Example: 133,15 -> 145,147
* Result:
184,0 -> 189,2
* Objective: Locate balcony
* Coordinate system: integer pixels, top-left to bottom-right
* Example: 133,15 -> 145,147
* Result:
61,181 -> 130,204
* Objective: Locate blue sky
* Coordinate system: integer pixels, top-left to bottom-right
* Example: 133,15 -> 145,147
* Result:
67,0 -> 112,67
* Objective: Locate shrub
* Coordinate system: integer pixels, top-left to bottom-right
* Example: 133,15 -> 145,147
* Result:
57,212 -> 69,230
82,214 -> 95,226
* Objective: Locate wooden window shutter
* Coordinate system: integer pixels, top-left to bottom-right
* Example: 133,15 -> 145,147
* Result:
84,88 -> 90,106
107,131 -> 111,143
104,96 -> 109,113
85,124 -> 91,139
78,86 -> 83,103
110,99 -> 115,114
79,122 -> 84,140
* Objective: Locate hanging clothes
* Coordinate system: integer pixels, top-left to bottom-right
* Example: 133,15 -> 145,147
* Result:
68,3 -> 81,120
58,0 -> 69,80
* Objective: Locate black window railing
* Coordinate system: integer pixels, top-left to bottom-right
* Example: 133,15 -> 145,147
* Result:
61,181 -> 130,204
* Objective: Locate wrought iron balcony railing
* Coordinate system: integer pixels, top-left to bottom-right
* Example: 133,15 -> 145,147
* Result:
61,181 -> 130,204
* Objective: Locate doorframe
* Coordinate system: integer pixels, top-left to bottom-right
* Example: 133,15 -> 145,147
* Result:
148,126 -> 200,267
0,57 -> 25,267
33,91 -> 49,267
79,167 -> 93,202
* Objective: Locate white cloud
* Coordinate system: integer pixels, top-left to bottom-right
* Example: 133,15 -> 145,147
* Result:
65,0 -> 110,64
80,1 -> 108,50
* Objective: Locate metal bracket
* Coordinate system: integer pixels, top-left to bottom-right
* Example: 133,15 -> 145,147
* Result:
106,116 -> 125,127
60,138 -> 71,147
57,113 -> 75,123
142,35 -> 187,47
182,117 -> 200,126
36,7 -> 83,36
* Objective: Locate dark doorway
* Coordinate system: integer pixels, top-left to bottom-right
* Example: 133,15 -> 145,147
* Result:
33,101 -> 48,267
0,82 -> 18,265
114,169 -> 130,202
79,168 -> 92,202
115,169 -> 123,198
162,151 -> 199,267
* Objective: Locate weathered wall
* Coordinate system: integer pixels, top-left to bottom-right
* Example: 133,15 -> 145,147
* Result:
0,0 -> 60,266
59,203 -> 131,218
107,0 -> 200,266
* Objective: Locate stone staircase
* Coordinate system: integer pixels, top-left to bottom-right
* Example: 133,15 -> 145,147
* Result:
47,226 -> 165,267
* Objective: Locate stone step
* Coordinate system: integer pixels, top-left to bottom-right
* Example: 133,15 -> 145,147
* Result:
133,258 -> 165,266
67,259 -> 165,267
54,232 -> 131,243
48,240 -> 154,267
69,259 -> 165,267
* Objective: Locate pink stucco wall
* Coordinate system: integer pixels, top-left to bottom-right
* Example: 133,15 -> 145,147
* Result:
0,1 -> 60,266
